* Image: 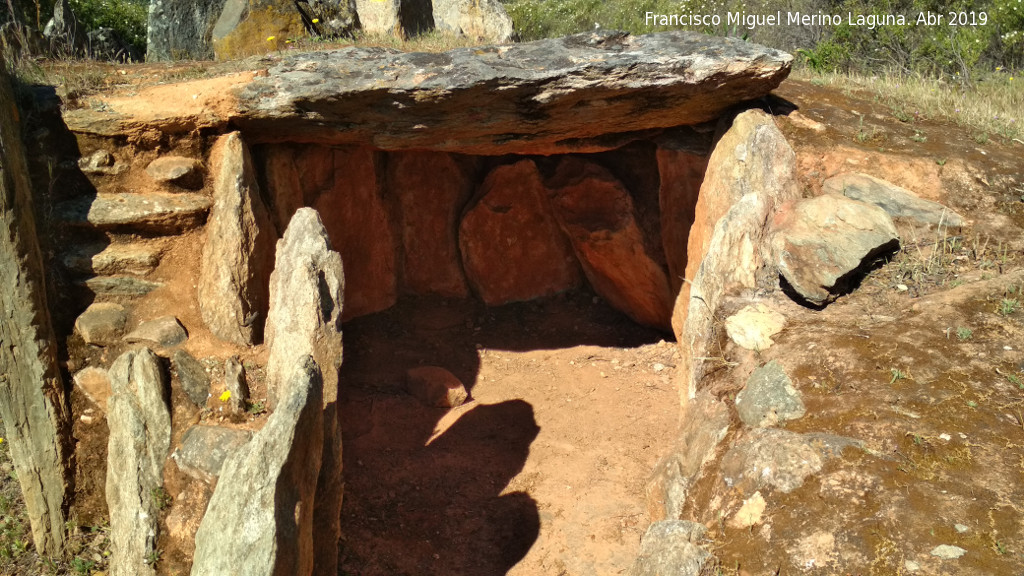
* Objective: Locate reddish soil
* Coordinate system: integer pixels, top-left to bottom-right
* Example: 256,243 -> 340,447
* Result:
336,293 -> 678,576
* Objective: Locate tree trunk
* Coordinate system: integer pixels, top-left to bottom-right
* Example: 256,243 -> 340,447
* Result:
0,58 -> 70,558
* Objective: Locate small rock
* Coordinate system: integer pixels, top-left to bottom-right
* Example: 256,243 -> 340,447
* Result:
146,156 -> 203,188
171,425 -> 253,483
954,523 -> 969,533
58,192 -> 212,233
78,150 -> 127,175
74,302 -> 127,346
653,363 -> 666,373
79,149 -> 113,170
406,366 -> 468,408
630,520 -> 711,576
735,360 -> 805,428
82,276 -> 163,297
786,111 -> 826,132
724,303 -> 786,351
930,544 -> 966,559
73,367 -> 111,413
63,242 -> 164,277
729,491 -> 766,528
721,428 -> 831,494
897,284 -> 909,292
823,172 -> 965,228
125,316 -> 188,348
172,350 -> 211,408
224,357 -> 250,414
904,560 -> 921,572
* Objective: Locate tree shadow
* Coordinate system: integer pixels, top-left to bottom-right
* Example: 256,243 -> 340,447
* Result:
337,292 -> 665,575
339,398 -> 540,575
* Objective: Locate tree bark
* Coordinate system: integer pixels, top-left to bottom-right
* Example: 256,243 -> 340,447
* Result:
0,58 -> 70,558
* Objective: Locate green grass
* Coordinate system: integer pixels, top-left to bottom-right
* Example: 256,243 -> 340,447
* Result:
0,433 -> 31,571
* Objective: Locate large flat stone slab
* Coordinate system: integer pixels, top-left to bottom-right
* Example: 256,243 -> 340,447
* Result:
58,193 -> 212,233
67,32 -> 791,155
235,31 -> 791,154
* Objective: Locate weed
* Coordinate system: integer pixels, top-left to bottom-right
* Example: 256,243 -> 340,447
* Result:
911,131 -> 927,143
151,487 -> 172,511
247,401 -> 267,416
974,131 -> 990,144
956,327 -> 973,341
890,368 -> 908,384
144,547 -> 162,566
999,298 -> 1020,316
936,158 -> 947,166
1007,374 -> 1022,388
71,556 -> 96,575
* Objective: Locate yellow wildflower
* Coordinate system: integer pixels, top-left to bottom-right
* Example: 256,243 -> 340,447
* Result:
312,18 -> 320,24
219,390 -> 232,402
267,36 -> 276,41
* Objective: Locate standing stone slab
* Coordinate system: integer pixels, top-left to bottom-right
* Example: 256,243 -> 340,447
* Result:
260,144 -> 333,232
432,0 -> 514,42
198,132 -> 278,345
390,151 -> 473,298
212,0 -> 306,60
0,65 -> 70,557
147,0 -> 230,61
770,194 -> 899,306
546,157 -> 674,330
672,110 -> 801,400
355,0 -> 401,35
106,348 -> 171,576
460,160 -> 582,305
191,357 -> 324,576
312,147 -> 397,320
264,207 -> 345,576
646,392 -> 731,522
266,207 -> 344,406
657,146 -> 708,294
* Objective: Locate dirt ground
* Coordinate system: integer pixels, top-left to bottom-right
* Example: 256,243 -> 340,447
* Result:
335,292 -> 679,576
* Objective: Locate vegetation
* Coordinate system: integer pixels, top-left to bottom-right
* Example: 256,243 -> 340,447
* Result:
2,0 -> 148,58
502,0 -> 1023,76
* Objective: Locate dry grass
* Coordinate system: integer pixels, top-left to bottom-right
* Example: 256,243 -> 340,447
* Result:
794,68 -> 1024,144
280,29 -> 489,54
